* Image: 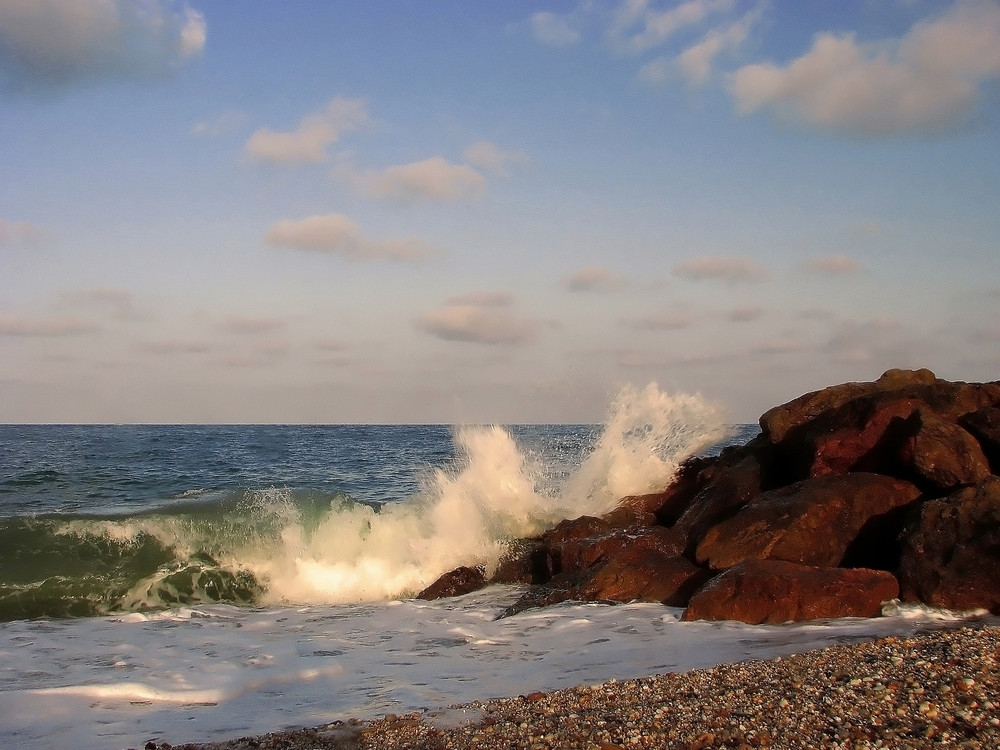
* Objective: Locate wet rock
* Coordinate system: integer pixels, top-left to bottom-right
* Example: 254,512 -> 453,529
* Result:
670,455 -> 763,558
695,473 -> 921,570
898,477 -> 1000,614
416,566 -> 486,600
681,560 -> 899,624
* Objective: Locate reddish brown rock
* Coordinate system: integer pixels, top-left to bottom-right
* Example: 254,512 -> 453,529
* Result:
808,398 -> 921,477
671,455 -> 762,557
695,473 -> 921,570
575,553 -> 711,606
960,406 -> 1000,474
898,477 -> 1000,614
907,409 -> 992,491
681,560 -> 900,624
549,525 -> 685,576
416,566 -> 486,600
618,455 -> 715,525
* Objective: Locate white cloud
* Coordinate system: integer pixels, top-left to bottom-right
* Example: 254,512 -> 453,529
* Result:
0,218 -> 44,245
264,213 -> 441,262
565,265 -> 621,292
530,10 -> 584,46
140,339 -> 210,355
677,3 -> 763,85
462,141 -> 528,176
0,313 -> 98,337
193,111 -> 246,136
337,157 -> 486,202
803,254 -> 862,275
610,0 -> 735,55
417,296 -> 537,346
729,0 -> 1000,137
246,98 -> 369,164
673,255 -> 768,282
0,0 -> 205,91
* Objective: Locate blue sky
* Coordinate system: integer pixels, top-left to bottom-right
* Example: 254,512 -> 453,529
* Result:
1,0 -> 999,423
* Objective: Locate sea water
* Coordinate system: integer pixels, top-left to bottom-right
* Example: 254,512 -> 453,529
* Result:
0,383 -> 988,749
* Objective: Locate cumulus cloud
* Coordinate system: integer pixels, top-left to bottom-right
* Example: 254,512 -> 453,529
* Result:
0,313 -> 98,336
336,156 -> 486,202
246,97 -> 369,164
565,265 -> 621,292
530,10 -> 584,46
728,0 -> 1000,137
0,218 -> 44,245
0,0 -> 205,91
677,3 -> 763,85
673,255 -> 768,283
417,296 -> 537,346
462,141 -> 528,176
264,213 -> 441,262
610,0 -> 735,55
803,254 -> 862,275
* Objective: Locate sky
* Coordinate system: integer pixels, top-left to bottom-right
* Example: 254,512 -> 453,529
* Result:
1,0 -> 999,424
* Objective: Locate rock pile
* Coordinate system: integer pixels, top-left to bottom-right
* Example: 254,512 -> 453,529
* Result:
419,369 -> 1000,624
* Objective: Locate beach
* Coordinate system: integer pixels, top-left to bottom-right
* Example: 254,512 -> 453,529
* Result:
153,624 -> 1000,749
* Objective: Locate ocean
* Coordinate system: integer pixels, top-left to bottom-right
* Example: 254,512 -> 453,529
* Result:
0,384 -> 985,749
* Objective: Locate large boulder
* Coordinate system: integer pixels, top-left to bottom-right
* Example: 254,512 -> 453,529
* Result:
695,473 -> 921,570
670,455 -> 763,557
906,409 -> 992,491
681,560 -> 900,624
960,406 -> 1000,474
758,369 -> 1000,485
897,477 -> 1000,614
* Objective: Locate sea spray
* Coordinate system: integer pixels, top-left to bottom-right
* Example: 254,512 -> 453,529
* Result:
252,382 -> 730,604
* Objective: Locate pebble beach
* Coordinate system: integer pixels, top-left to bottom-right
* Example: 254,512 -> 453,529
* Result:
151,624 -> 1000,750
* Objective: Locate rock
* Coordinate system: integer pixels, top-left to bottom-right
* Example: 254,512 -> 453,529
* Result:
618,455 -> 714,525
500,551 -> 711,617
807,397 -> 922,478
416,566 -> 486,600
575,553 -> 711,606
681,560 -> 900,624
695,473 -> 921,570
759,369 -> 1000,484
897,477 -> 1000,614
960,406 -> 1000,474
670,455 -> 763,558
906,409 -> 992,491
548,525 -> 685,578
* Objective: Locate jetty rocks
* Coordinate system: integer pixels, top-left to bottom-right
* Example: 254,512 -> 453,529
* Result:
420,368 -> 1000,624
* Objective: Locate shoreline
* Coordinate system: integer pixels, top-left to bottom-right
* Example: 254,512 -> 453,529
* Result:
151,623 -> 1000,750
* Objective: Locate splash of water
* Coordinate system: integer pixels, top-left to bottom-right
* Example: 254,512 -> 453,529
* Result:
253,381 -> 729,604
